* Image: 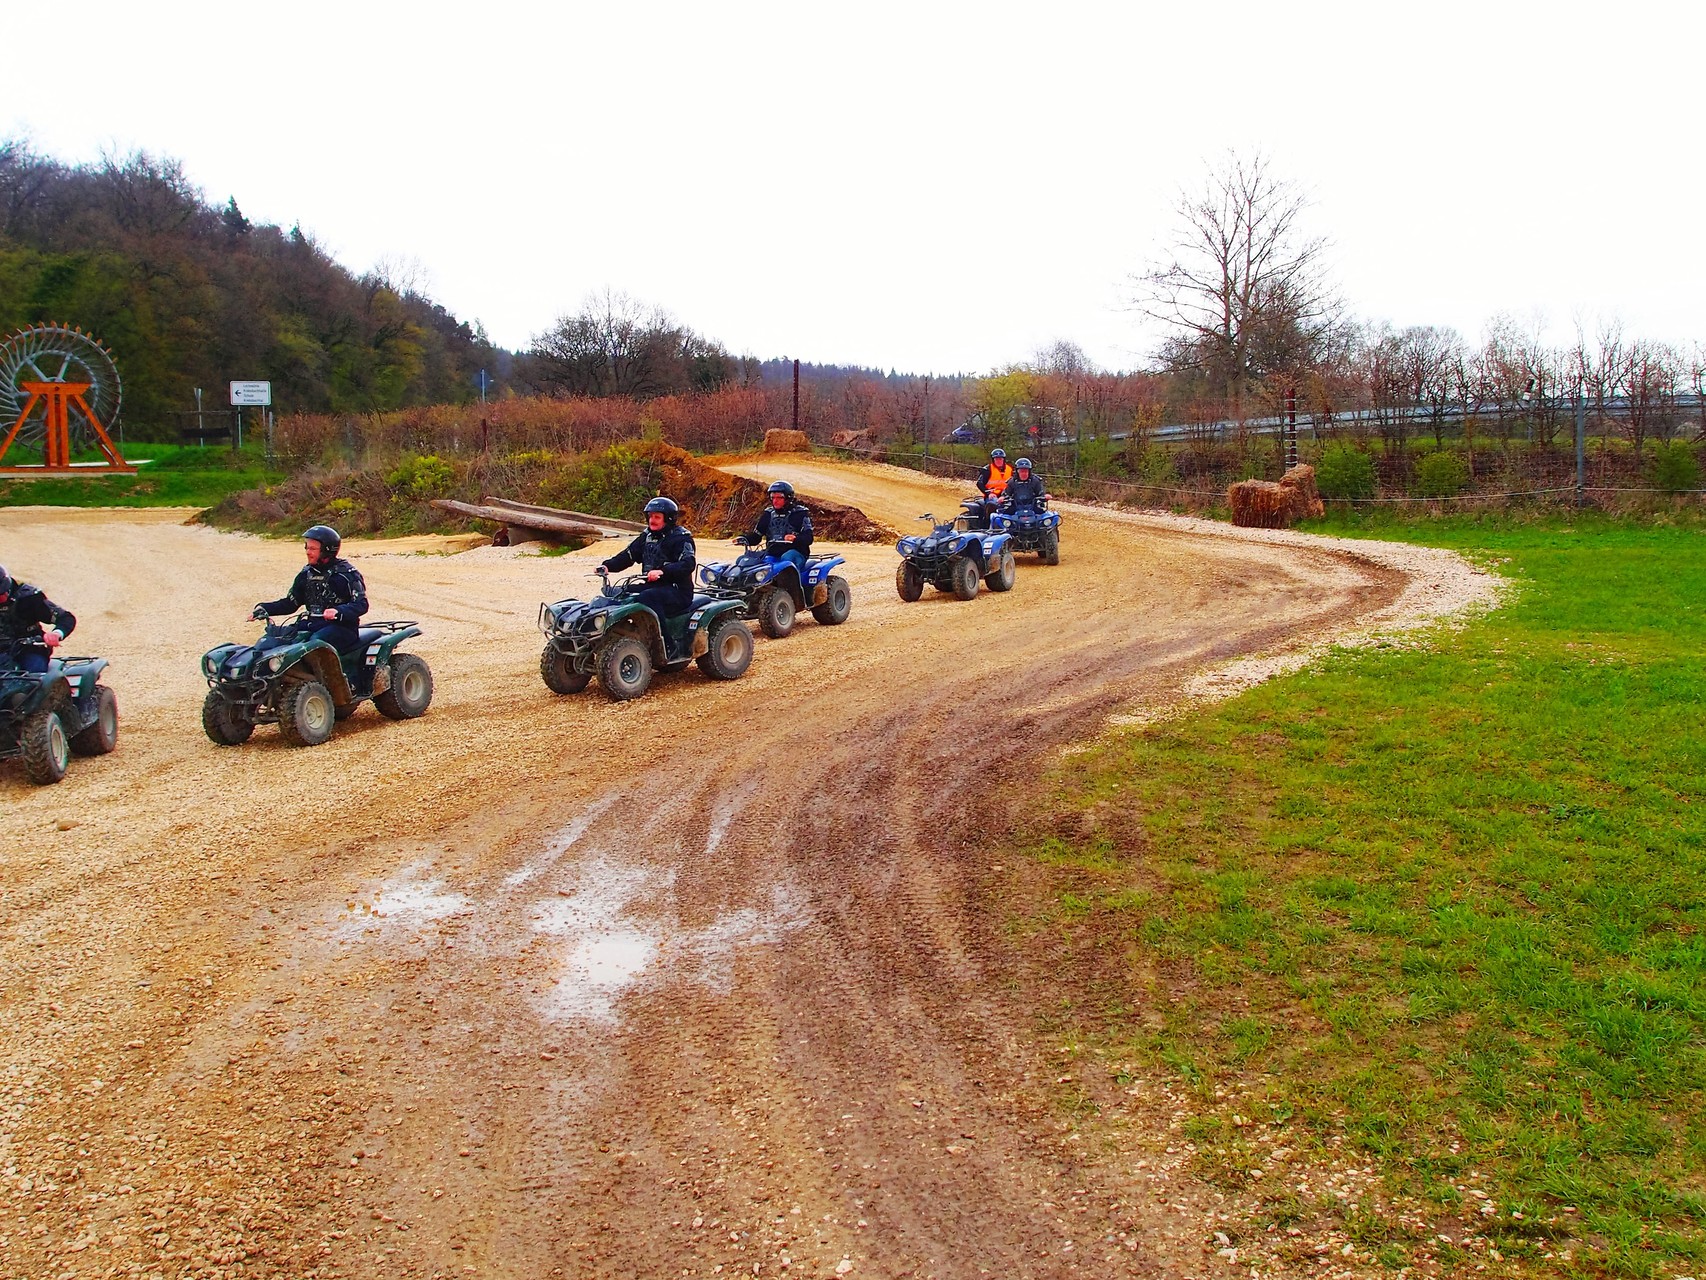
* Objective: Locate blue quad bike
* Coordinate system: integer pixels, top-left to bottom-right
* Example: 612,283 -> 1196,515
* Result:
538,571 -> 754,701
698,536 -> 853,638
894,511 -> 1016,602
959,493 -> 1062,565
201,614 -> 433,747
0,650 -> 118,784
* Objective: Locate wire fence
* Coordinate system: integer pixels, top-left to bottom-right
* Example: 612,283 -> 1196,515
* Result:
831,443 -> 1706,510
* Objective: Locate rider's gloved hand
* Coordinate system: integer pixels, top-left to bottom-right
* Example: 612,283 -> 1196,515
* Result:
646,569 -> 663,582
321,607 -> 338,621
41,629 -> 62,648
595,565 -> 609,576
251,605 -> 269,621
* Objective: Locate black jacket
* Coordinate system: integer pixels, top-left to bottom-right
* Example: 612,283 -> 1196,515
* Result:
1003,473 -> 1047,507
602,524 -> 697,587
752,504 -> 813,557
259,558 -> 370,626
1,583 -> 75,652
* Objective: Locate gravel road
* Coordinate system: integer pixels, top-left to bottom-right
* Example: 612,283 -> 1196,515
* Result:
0,458 -> 1489,1279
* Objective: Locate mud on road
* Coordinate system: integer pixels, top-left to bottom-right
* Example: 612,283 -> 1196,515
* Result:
0,460 -> 1486,1279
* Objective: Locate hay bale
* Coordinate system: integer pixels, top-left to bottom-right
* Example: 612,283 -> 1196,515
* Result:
1229,479 -> 1291,528
1279,463 -> 1325,520
1230,463 -> 1326,527
763,429 -> 811,454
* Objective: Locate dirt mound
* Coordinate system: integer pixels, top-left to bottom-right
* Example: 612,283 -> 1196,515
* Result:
1229,463 -> 1325,528
763,428 -> 811,453
636,442 -> 892,541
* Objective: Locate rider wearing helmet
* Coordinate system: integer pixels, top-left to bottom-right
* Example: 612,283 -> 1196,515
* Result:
743,480 -> 814,579
598,496 -> 697,619
252,525 -> 370,653
1002,457 -> 1048,510
976,448 -> 1014,500
0,565 -> 76,674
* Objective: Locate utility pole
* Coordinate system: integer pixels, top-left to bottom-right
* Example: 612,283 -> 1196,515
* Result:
922,376 -> 930,473
792,359 -> 800,432
1575,384 -> 1587,508
1284,385 -> 1298,470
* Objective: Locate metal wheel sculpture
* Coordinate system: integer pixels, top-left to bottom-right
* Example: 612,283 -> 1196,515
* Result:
0,324 -> 132,474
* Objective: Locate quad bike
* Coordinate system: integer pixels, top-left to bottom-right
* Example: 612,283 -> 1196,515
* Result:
538,571 -> 753,701
200,614 -> 432,747
0,648 -> 118,784
957,493 -> 1061,565
894,512 -> 1016,602
698,536 -> 853,638
991,499 -> 1061,564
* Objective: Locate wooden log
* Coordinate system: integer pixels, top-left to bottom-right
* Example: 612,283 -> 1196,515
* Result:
479,496 -> 644,534
429,498 -> 610,541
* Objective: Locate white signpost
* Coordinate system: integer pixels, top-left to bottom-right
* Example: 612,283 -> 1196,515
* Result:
229,380 -> 272,406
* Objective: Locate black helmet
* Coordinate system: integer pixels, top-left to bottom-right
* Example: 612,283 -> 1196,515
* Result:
643,496 -> 680,525
766,480 -> 796,503
1015,457 -> 1033,471
0,565 -> 11,597
990,448 -> 1006,460
302,525 -> 342,560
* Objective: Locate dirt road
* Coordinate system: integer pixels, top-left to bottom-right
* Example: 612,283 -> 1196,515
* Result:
0,460 -> 1447,1279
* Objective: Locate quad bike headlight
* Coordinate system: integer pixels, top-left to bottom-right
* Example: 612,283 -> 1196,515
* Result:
203,655 -> 218,676
267,655 -> 284,673
752,567 -> 771,584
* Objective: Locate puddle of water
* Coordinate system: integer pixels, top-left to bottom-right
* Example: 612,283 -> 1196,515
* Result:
505,793 -> 621,889
335,864 -> 468,938
531,862 -> 811,1021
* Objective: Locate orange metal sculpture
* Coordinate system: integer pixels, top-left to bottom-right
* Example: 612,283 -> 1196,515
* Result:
0,325 -> 134,475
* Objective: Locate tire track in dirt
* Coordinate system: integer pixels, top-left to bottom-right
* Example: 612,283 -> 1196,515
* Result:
0,461 -> 1430,1279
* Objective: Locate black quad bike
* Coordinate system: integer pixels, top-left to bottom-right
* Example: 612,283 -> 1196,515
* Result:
538,571 -> 754,701
200,615 -> 433,747
894,512 -> 1016,602
0,651 -> 119,784
697,536 -> 853,638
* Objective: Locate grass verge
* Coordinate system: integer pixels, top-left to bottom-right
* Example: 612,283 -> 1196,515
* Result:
1025,512 -> 1706,1276
0,442 -> 284,508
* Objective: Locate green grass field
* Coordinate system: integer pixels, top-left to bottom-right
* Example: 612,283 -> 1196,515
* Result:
1026,512 -> 1706,1276
0,442 -> 284,508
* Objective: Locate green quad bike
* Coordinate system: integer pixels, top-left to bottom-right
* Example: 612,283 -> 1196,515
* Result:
0,652 -> 119,784
200,613 -> 433,747
537,571 -> 753,701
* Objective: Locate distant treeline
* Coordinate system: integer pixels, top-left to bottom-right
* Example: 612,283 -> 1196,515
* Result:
0,140 -> 499,437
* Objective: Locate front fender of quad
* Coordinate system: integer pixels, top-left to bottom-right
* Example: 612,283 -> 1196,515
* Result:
279,640 -> 354,706
602,602 -> 667,668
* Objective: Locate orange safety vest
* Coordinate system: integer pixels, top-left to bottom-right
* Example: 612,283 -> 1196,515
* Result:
986,460 -> 1013,494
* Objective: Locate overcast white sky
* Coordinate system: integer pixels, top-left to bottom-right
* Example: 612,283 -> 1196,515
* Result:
8,0 -> 1701,375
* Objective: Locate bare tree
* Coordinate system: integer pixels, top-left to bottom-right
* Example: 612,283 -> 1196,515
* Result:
1133,150 -> 1336,422
1574,320 -> 1625,448
525,290 -> 732,400
1623,340 -> 1682,451
1399,325 -> 1464,448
